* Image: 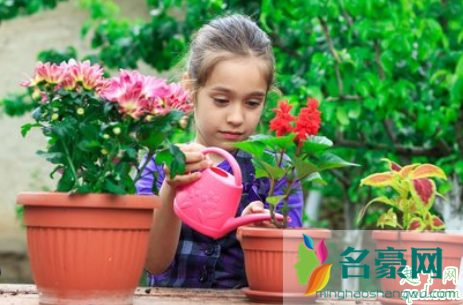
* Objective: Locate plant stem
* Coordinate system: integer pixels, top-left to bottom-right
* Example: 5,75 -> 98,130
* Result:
94,144 -> 119,192
277,149 -> 285,168
133,152 -> 154,183
60,139 -> 79,188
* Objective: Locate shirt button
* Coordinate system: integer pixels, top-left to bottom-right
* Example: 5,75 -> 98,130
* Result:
199,268 -> 208,282
205,247 -> 215,256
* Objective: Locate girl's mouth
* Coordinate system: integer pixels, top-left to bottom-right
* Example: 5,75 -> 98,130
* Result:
219,131 -> 243,140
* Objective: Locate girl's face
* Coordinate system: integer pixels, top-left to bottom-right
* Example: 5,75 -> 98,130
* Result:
193,57 -> 268,152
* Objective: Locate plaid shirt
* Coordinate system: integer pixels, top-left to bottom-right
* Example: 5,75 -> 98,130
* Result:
135,149 -> 303,288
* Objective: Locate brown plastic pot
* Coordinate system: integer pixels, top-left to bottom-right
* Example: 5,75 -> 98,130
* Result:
17,192 -> 159,305
372,230 -> 463,305
237,226 -> 331,303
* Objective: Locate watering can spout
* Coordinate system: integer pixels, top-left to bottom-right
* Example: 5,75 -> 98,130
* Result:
221,213 -> 286,236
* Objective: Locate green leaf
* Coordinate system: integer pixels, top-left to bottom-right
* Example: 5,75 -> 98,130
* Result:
266,195 -> 286,207
356,196 -> 395,226
254,159 -> 286,180
317,152 -> 359,171
301,172 -> 327,187
300,136 -> 333,155
336,106 -> 349,126
156,144 -> 186,178
78,140 -> 101,151
21,123 -> 41,137
36,150 -> 64,164
57,168 -> 75,192
456,54 -> 463,78
230,140 -> 266,158
104,178 -> 126,195
256,133 -> 297,150
294,157 -> 319,180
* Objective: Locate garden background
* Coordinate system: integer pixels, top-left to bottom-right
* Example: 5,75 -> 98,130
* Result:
0,0 -> 462,284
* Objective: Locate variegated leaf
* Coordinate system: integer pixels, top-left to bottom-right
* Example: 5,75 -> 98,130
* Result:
356,196 -> 396,225
398,164 -> 420,179
381,158 -> 402,172
430,215 -> 445,230
410,179 -> 436,210
408,217 -> 425,231
360,173 -> 395,187
409,164 -> 447,180
377,208 -> 398,229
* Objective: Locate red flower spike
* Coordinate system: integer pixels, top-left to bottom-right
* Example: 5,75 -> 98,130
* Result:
294,97 -> 321,141
269,100 -> 296,137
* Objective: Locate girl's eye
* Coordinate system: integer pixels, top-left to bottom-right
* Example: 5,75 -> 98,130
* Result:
246,101 -> 262,107
213,98 -> 229,105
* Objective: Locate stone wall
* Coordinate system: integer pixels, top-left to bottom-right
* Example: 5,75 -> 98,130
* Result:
0,0 -> 150,283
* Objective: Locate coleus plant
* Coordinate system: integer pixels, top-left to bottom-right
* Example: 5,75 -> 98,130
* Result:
232,98 -> 358,228
357,158 -> 447,231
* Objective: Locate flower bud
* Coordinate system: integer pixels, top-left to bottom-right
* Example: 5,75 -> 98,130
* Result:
103,134 -> 110,139
77,108 -> 85,115
178,116 -> 189,129
112,127 -> 121,135
51,113 -> 59,121
101,148 -> 109,155
32,88 -> 42,100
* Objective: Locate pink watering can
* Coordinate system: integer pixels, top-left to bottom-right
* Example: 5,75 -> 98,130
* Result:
173,147 -> 284,239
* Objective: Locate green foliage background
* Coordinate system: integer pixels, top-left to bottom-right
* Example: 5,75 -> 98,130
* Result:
2,0 -> 462,229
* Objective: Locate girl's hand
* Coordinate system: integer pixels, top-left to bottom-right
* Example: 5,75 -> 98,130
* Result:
163,143 -> 213,190
241,201 -> 287,228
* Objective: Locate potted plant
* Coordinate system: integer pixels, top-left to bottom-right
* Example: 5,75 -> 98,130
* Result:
19,59 -> 191,305
233,98 -> 357,302
357,158 -> 463,304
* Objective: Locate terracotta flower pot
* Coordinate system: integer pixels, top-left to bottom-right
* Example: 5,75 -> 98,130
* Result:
17,192 -> 159,305
237,226 -> 331,303
372,230 -> 463,305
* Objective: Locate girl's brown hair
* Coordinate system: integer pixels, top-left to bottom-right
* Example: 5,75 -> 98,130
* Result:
186,14 -> 275,95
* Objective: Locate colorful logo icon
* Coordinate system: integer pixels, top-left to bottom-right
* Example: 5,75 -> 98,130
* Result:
294,234 -> 332,295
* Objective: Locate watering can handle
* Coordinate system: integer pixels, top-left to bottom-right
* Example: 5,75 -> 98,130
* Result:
201,147 -> 242,187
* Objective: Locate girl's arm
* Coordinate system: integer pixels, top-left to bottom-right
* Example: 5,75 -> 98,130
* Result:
145,181 -> 182,275
137,143 -> 212,275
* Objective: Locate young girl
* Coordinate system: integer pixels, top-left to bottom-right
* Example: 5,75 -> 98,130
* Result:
135,14 -> 303,289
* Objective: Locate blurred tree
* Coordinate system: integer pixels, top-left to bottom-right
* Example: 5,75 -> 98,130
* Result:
2,0 -> 463,230
0,0 -> 67,24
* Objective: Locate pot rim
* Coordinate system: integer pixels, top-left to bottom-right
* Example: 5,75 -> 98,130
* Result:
237,226 -> 332,239
17,191 -> 160,209
372,230 -> 463,244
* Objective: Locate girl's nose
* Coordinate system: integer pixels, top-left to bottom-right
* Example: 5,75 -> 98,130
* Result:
226,105 -> 244,126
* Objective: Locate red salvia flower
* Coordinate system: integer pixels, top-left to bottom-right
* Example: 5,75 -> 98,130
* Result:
294,98 -> 321,141
269,100 -> 296,136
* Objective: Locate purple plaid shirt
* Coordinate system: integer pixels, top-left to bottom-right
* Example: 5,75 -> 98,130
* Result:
135,149 -> 303,288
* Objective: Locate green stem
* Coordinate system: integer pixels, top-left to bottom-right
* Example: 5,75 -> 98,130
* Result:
61,139 -> 79,188
133,152 -> 154,183
94,144 -> 119,192
277,148 -> 285,168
